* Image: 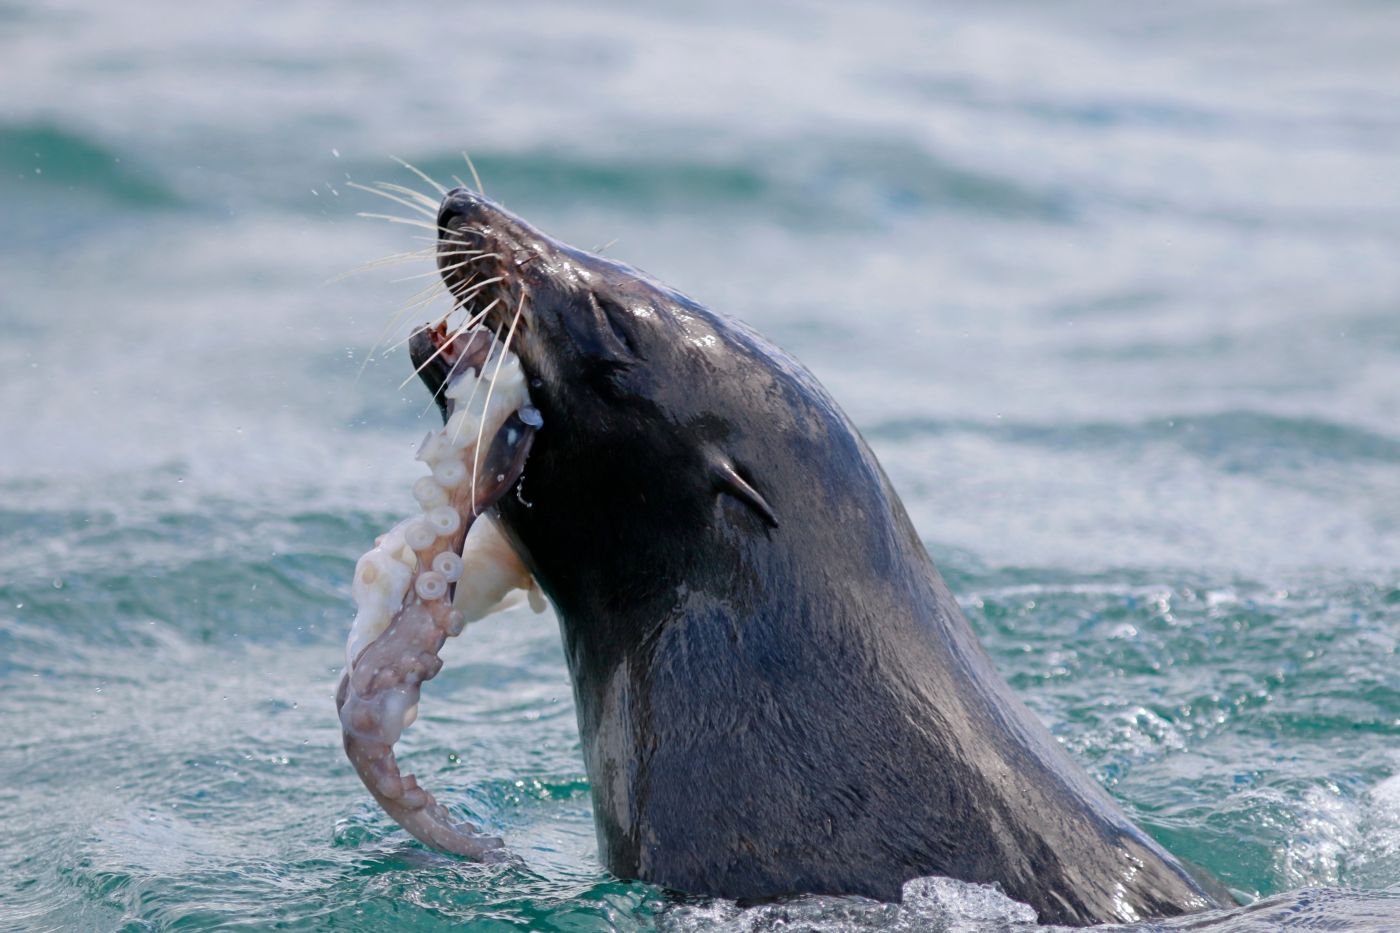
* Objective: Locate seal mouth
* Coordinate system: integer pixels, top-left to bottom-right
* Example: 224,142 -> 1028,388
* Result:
407,323 -> 493,421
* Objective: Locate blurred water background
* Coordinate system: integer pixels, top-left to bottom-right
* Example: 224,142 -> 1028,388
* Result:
2,0 -> 1399,929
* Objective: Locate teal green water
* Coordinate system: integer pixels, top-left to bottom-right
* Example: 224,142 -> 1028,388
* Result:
3,1 -> 1400,929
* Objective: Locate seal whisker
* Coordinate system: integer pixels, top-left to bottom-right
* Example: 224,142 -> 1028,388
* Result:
459,297 -> 502,331
357,213 -> 469,240
348,182 -> 436,219
394,255 -> 500,284
457,274 -> 502,292
462,151 -> 486,196
355,286 -> 448,380
327,248 -> 439,285
365,281 -> 455,365
359,306 -> 452,377
449,276 -> 506,306
398,322 -> 469,390
469,292 -> 526,510
410,234 -> 489,246
379,293 -> 460,358
356,211 -> 442,232
391,278 -> 452,314
374,279 -> 450,338
393,259 -> 483,284
373,181 -> 441,211
392,156 -> 449,196
430,296 -> 499,342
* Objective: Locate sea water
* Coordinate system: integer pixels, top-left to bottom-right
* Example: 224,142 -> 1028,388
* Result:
2,0 -> 1399,929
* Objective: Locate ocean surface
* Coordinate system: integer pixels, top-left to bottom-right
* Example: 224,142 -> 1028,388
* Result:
3,1 -> 1399,929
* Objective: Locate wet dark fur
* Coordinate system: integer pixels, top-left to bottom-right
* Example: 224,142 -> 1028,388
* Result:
427,189 -> 1232,926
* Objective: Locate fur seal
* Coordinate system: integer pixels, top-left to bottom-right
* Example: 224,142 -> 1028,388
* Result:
413,188 -> 1232,926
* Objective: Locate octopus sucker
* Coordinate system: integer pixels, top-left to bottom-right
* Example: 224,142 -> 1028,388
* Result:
337,327 -> 542,857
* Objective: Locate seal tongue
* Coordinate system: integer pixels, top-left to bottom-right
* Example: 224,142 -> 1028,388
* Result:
337,337 -> 536,857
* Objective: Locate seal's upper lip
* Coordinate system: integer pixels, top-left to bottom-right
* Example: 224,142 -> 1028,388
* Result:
435,188 -> 527,337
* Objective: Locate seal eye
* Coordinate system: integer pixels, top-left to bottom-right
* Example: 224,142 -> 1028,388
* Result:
589,293 -> 638,360
712,458 -> 778,529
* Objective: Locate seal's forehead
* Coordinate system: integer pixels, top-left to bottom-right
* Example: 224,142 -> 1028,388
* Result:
621,282 -> 726,350
672,310 -> 721,350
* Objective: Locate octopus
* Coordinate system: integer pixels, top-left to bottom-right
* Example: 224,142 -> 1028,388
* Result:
335,328 -> 542,856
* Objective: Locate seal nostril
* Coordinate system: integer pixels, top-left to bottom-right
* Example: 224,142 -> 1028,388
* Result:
437,201 -> 460,234
436,187 -> 477,234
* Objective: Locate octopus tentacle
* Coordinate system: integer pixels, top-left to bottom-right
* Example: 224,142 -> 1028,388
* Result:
337,330 -> 539,856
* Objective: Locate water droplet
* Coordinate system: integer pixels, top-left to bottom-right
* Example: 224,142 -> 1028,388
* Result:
51,578 -> 63,589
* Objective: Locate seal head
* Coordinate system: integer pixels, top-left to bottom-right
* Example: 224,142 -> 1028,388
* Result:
428,188 -> 1231,926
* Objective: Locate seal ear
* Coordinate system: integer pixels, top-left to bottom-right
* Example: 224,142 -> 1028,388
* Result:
712,458 -> 778,529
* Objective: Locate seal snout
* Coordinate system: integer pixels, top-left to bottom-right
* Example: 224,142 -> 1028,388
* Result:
435,189 -> 540,342
437,186 -> 488,233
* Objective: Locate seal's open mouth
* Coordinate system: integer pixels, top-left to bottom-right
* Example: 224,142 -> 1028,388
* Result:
407,322 -> 490,413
